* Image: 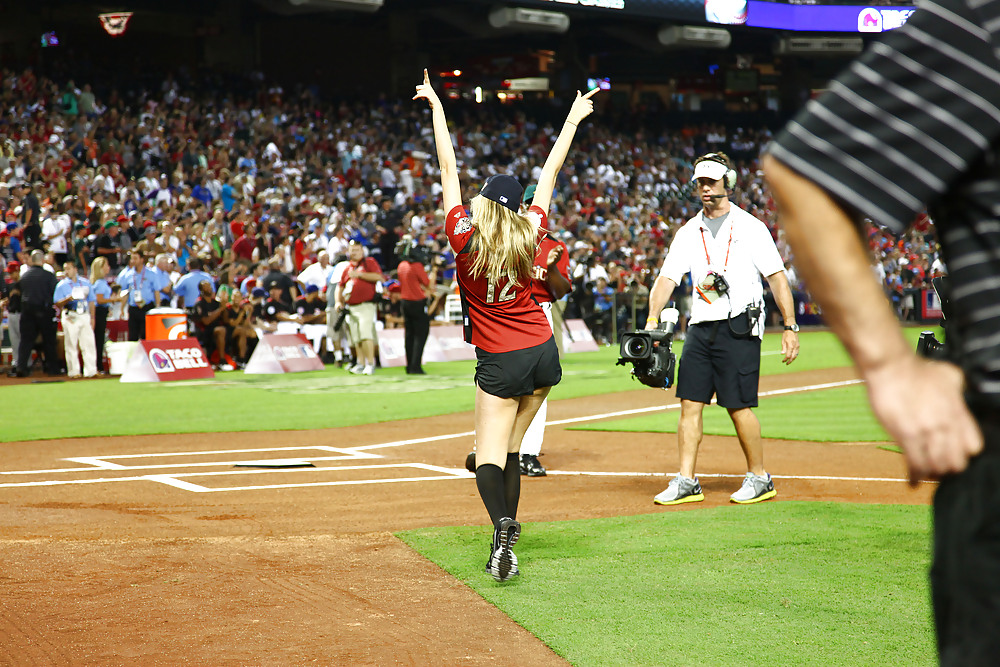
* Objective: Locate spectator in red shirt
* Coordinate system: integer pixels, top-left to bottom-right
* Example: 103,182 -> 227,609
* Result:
396,239 -> 439,375
334,240 -> 383,376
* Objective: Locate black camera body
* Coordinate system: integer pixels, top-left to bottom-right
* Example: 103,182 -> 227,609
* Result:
709,271 -> 730,298
396,237 -> 430,265
916,331 -> 947,360
617,329 -> 677,389
333,305 -> 350,330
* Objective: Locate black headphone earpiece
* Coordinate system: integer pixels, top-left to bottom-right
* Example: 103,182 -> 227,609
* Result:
696,153 -> 737,190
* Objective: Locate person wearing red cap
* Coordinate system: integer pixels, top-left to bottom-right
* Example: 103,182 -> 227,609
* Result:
414,68 -> 599,582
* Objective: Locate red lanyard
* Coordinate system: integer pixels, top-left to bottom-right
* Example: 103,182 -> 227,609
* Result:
700,223 -> 733,270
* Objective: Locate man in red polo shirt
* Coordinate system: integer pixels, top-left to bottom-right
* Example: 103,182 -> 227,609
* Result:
396,240 -> 440,375
334,240 -> 383,376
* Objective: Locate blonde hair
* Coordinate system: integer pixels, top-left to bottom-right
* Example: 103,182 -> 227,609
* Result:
467,194 -> 536,286
89,256 -> 108,283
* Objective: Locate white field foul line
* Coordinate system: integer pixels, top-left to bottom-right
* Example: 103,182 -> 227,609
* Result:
543,470 -> 930,484
546,379 -> 862,427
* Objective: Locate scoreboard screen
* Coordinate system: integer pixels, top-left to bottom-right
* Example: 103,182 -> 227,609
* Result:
498,0 -> 916,32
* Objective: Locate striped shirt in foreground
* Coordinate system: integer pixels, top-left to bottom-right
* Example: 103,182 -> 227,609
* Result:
767,0 -> 1000,408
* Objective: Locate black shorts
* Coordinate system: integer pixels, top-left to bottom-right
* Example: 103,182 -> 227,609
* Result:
931,415 -> 1000,665
474,336 -> 561,399
675,316 -> 761,409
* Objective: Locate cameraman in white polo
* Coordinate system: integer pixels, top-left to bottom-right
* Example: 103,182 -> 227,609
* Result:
646,152 -> 799,505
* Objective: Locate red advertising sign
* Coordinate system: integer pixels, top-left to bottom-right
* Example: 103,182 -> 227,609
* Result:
120,339 -> 215,383
243,334 -> 325,374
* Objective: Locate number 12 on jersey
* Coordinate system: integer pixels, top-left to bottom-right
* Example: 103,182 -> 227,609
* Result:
486,279 -> 515,304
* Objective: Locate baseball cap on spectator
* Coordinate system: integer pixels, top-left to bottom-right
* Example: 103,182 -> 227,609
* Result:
479,174 -> 522,213
231,221 -> 245,237
116,214 -> 128,223
73,222 -> 86,231
251,287 -> 267,298
6,261 -> 20,272
384,279 -> 401,293
103,220 -> 117,229
305,284 -> 319,294
522,184 -> 537,205
143,220 -> 156,229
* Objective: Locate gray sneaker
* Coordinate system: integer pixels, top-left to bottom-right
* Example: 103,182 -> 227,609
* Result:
653,475 -> 705,505
730,472 -> 777,504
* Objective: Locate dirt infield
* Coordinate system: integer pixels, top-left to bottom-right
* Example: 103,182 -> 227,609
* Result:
0,366 -> 932,665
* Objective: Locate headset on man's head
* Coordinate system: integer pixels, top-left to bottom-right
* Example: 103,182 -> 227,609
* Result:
693,152 -> 737,190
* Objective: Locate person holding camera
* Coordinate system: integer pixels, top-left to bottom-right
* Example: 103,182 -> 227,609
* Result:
646,152 -> 799,506
762,1 -> 995,657
335,240 -> 383,376
396,240 -> 439,375
414,68 -> 598,582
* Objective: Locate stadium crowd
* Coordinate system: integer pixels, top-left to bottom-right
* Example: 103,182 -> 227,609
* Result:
0,66 -> 944,377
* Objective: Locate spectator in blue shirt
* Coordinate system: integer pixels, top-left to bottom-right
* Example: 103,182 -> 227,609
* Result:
174,256 -> 216,309
591,276 -> 615,345
116,250 -> 157,340
53,261 -> 97,378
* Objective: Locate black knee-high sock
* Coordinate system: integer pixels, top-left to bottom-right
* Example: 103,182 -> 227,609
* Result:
475,463 -> 508,527
503,453 -> 521,520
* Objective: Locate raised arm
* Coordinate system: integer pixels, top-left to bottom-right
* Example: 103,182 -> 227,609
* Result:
531,88 -> 600,214
413,69 -> 461,212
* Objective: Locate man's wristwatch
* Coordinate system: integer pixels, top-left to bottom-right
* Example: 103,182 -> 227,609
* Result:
784,323 -> 800,333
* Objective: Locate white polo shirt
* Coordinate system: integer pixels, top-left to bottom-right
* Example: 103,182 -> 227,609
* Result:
658,204 -> 784,335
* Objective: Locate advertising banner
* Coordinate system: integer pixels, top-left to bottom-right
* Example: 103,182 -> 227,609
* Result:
120,339 -> 215,383
243,333 -> 325,374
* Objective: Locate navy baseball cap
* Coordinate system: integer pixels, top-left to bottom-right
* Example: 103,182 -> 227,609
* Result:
305,284 -> 319,294
251,287 -> 267,298
479,174 -> 523,213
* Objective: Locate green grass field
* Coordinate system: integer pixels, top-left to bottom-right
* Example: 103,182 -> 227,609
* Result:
400,502 -> 933,667
572,384 -> 890,442
5,328 -> 939,665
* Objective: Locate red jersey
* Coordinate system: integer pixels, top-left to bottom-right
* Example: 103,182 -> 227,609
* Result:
339,256 -> 383,305
446,204 -> 552,353
529,224 -> 570,304
397,259 -> 429,301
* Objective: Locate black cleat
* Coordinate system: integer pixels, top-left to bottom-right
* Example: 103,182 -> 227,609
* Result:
519,454 -> 547,477
487,517 -> 521,582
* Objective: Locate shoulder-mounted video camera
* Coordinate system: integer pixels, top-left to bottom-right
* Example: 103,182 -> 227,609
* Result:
396,235 -> 430,265
916,276 -> 950,361
617,308 -> 678,389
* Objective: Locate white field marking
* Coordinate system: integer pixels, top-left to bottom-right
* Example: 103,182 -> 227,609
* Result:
542,470 -> 933,484
1,447 -> 377,477
544,379 -> 863,427
69,444 -> 364,461
63,457 -> 128,470
143,462 -> 473,493
349,431 -> 476,452
0,464 -> 474,490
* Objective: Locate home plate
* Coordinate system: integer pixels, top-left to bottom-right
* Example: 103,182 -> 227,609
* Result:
233,459 -> 316,469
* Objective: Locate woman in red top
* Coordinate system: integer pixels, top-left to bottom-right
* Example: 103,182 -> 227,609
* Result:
414,69 -> 599,582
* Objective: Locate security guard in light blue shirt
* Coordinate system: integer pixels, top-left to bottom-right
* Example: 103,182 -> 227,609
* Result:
54,261 -> 98,377
116,250 -> 157,341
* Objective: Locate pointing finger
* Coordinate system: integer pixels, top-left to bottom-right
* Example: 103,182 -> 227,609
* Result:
582,87 -> 600,99
423,68 -> 430,85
